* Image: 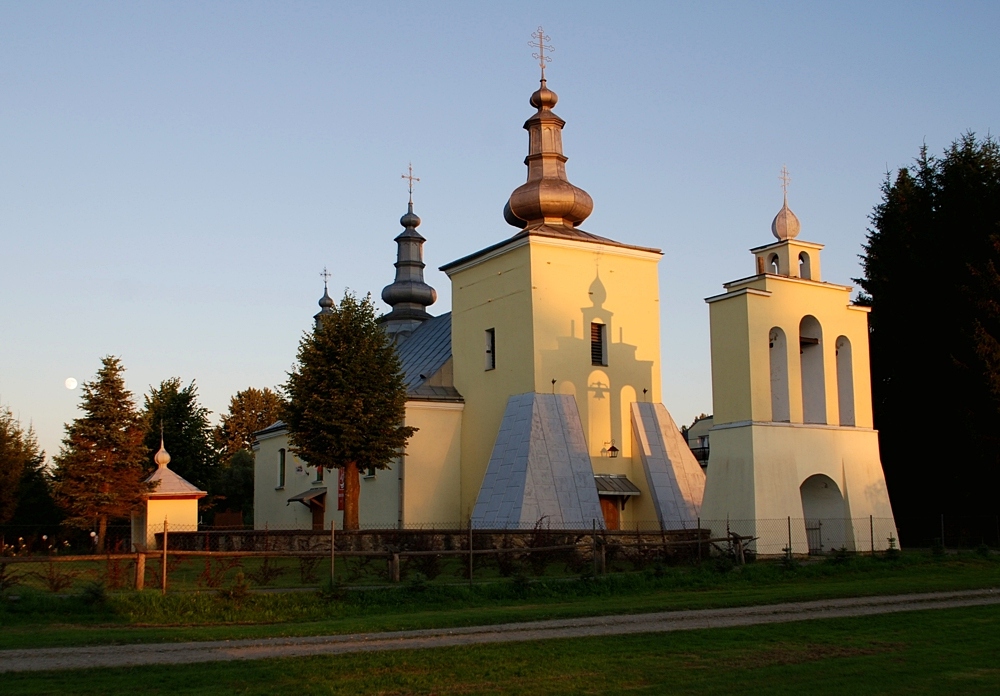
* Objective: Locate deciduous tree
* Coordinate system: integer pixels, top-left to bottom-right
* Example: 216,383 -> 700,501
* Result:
284,292 -> 415,530
214,387 -> 285,460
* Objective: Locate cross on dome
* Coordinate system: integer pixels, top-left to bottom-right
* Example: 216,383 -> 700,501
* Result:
401,163 -> 420,205
529,26 -> 553,80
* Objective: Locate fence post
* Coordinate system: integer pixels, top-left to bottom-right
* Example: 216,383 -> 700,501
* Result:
330,519 -> 336,583
592,519 -> 598,576
787,516 -> 792,557
161,518 -> 168,596
870,515 -> 874,556
468,518 -> 473,585
135,552 -> 145,590
391,553 -> 400,583
697,517 -> 702,563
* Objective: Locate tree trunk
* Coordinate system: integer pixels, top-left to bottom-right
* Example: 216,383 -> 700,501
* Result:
343,461 -> 361,531
97,515 -> 108,553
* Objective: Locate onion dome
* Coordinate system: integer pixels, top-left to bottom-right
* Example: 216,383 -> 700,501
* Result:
154,436 -> 171,469
314,269 -> 336,324
504,78 -> 594,230
378,199 -> 437,341
771,198 -> 801,241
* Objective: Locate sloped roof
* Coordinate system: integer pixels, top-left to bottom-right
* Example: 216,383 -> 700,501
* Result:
144,466 -> 206,498
395,312 -> 462,401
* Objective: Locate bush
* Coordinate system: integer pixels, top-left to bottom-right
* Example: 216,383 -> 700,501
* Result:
217,571 -> 251,605
78,581 -> 107,607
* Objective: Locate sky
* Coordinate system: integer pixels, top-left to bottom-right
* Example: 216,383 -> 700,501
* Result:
2,2 -> 998,460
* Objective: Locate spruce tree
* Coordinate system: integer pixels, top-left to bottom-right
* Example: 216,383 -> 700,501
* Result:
52,356 -> 151,551
214,387 -> 285,460
858,133 -> 1000,533
0,406 -> 44,525
142,378 -> 217,491
284,292 -> 415,530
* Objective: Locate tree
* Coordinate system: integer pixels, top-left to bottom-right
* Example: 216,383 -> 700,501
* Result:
214,387 -> 285,460
142,378 -> 217,491
858,133 -> 1000,531
52,356 -> 152,551
284,292 -> 415,530
215,449 -> 255,525
0,407 -> 44,525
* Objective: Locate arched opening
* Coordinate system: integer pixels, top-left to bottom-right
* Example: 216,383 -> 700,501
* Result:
800,474 -> 846,553
798,251 -> 812,279
769,327 -> 790,422
836,336 -> 855,426
799,315 -> 826,424
768,253 -> 780,274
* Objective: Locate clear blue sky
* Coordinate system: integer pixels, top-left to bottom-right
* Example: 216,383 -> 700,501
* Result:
2,2 -> 997,459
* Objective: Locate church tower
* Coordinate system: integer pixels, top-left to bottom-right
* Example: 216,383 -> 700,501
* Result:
378,170 -> 437,342
700,170 -> 898,554
444,29 -> 703,529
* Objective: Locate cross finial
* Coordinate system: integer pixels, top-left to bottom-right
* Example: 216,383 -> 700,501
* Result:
529,26 -> 553,81
779,165 -> 791,201
401,163 -> 420,205
320,266 -> 331,291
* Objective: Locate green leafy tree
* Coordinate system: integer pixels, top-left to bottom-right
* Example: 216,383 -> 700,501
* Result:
214,387 -> 285,460
0,407 -> 44,525
142,378 -> 217,491
284,292 -> 415,530
215,449 -> 255,525
858,133 -> 1000,530
52,357 -> 152,551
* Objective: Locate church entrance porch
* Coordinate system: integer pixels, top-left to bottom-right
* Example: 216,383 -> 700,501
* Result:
288,488 -> 327,531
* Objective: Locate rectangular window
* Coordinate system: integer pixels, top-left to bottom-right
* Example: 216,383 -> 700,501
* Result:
315,465 -> 324,483
591,323 -> 607,366
485,328 -> 496,370
277,449 -> 286,489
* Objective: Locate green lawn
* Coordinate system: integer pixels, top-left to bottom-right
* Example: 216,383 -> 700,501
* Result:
4,604 -> 999,694
1,552 -> 998,651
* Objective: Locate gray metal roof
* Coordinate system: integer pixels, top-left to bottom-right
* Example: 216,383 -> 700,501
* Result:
594,474 -> 641,496
396,313 -> 461,401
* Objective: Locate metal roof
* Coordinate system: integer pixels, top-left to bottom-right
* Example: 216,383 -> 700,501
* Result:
594,474 -> 641,497
287,488 -> 327,507
396,312 -> 462,401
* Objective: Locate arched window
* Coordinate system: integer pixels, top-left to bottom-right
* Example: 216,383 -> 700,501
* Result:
836,336 -> 855,426
799,315 -> 827,424
769,327 -> 790,422
798,252 -> 812,279
768,253 -> 780,274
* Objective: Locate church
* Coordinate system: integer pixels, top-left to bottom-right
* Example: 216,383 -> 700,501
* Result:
253,50 -> 897,546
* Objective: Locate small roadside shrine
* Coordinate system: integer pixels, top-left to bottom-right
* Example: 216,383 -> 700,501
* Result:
130,437 -> 206,550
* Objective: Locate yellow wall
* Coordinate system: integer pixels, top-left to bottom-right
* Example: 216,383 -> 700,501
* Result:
708,267 -> 873,428
133,497 -> 200,549
447,235 -> 663,519
400,401 -> 464,526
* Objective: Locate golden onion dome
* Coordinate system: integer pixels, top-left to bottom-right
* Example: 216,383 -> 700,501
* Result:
771,197 -> 801,241
504,79 -> 593,229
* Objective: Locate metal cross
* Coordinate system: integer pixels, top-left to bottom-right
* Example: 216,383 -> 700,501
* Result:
401,163 -> 420,204
529,26 -> 553,80
320,267 -> 331,290
779,165 -> 791,196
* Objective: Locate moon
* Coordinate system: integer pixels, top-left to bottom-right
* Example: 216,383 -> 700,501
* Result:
65,378 -> 78,390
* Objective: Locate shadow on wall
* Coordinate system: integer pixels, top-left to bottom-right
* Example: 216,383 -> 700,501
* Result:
539,272 -> 653,457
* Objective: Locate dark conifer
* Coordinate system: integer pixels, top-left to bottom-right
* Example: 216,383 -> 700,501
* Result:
52,356 -> 151,551
141,378 -> 217,491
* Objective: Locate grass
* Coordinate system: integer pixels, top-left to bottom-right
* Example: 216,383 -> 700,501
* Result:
3,603 -> 1000,694
1,551 -> 998,651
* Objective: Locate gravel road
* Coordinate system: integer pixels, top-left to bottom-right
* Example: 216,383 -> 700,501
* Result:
2,588 -> 997,673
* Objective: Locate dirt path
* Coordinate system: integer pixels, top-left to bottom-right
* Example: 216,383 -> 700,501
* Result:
2,588 -> 997,673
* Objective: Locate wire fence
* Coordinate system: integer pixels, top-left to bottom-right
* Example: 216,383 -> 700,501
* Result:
2,514 -> 996,596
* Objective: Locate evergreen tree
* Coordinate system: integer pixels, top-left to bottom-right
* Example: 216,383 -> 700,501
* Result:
284,292 -> 415,530
142,378 -> 216,491
858,133 -> 1000,531
214,387 -> 285,460
0,406 -> 44,525
52,356 -> 151,551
